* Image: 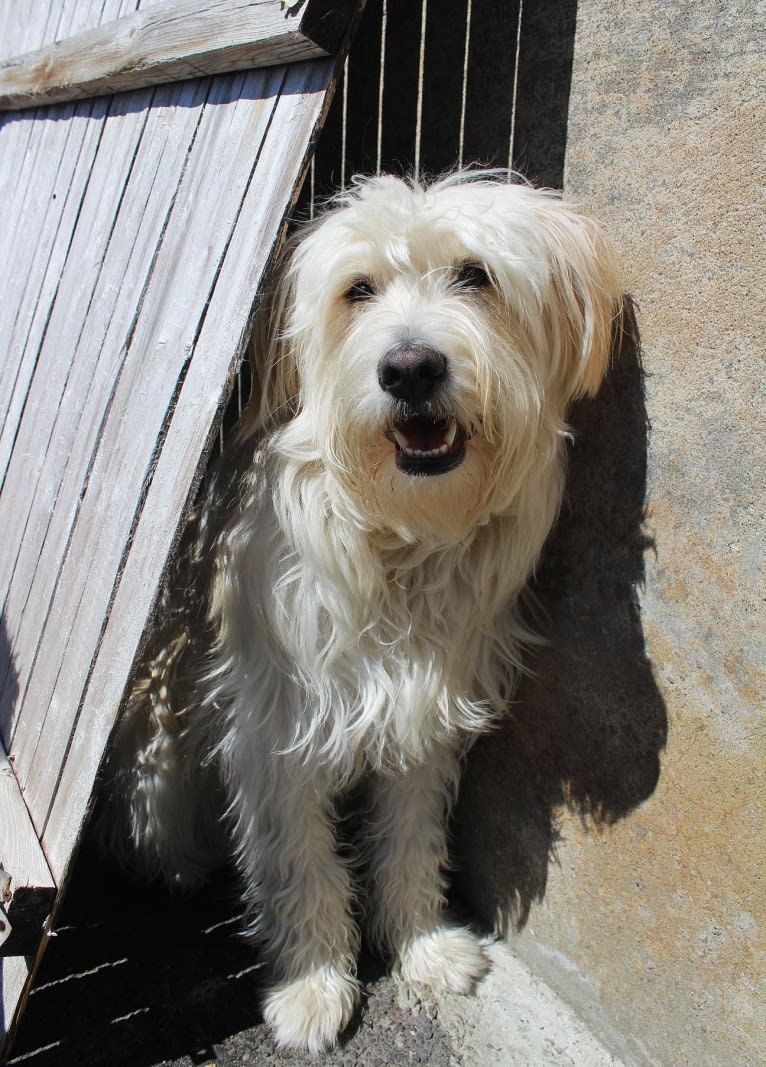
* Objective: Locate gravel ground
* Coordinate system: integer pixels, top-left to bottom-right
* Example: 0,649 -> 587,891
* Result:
7,845 -> 459,1067
7,846 -> 622,1067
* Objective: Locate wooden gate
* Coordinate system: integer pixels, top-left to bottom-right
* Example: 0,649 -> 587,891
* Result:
0,0 -> 358,1050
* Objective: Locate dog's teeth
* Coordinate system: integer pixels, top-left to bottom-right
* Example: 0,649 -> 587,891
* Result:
392,419 -> 461,460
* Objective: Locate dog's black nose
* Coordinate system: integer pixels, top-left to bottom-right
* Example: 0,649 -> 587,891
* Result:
377,344 -> 447,404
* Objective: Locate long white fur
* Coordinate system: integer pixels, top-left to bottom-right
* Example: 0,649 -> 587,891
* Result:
102,172 -> 621,1054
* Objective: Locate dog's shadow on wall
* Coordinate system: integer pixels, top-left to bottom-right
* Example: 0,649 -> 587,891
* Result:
453,307 -> 668,931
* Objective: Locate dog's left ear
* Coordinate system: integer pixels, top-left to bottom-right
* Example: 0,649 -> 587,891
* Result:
540,202 -> 623,402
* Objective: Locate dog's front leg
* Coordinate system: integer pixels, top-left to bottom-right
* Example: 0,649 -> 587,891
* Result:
367,747 -> 490,993
229,752 -> 360,1053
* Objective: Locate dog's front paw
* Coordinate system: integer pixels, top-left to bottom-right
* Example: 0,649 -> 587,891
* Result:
398,925 -> 490,994
263,964 -> 360,1053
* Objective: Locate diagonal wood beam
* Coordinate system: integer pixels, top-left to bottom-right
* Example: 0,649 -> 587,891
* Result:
0,0 -> 359,111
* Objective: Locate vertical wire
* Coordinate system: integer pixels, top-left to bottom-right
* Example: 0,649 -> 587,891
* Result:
376,0 -> 387,176
413,0 -> 428,181
340,54 -> 349,189
508,0 -> 524,176
458,0 -> 472,170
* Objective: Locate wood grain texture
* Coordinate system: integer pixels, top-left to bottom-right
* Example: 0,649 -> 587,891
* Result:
0,0 -> 128,408
0,3 -> 138,1046
0,749 -> 55,957
0,82 -> 205,753
0,90 -> 153,751
10,70 -> 285,810
0,0 -> 355,1048
44,57 -> 335,879
0,0 -> 355,111
0,0 -> 141,496
1,955 -> 31,1041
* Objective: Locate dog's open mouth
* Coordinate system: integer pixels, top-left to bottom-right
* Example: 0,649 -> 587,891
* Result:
390,415 -> 467,476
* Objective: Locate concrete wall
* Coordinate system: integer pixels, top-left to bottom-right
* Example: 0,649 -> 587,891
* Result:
456,2 -> 765,1064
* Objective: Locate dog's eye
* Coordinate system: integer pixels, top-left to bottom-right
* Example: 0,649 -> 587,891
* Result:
344,278 -> 377,303
454,262 -> 491,292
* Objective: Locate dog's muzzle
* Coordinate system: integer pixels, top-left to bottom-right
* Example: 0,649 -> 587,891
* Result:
379,344 -> 467,476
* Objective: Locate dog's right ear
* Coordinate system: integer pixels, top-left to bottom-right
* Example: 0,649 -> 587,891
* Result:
239,254 -> 301,439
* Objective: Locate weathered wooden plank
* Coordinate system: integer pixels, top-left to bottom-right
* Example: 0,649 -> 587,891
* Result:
0,81 -> 209,750
0,2 -> 357,1047
11,67 -> 287,810
0,749 -> 55,956
0,0 -> 137,460
2,955 -> 31,1042
0,1 -> 58,243
0,75 -> 211,759
0,0 -> 100,345
0,1 -> 58,62
0,0 -> 355,111
0,102 -> 105,460
0,7 -> 142,751
0,6 -> 129,1049
0,0 -> 130,236
0,90 -> 155,750
43,56 -> 336,879
0,4 -> 146,502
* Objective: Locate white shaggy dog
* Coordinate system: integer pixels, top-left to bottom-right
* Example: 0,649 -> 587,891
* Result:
103,172 -> 622,1053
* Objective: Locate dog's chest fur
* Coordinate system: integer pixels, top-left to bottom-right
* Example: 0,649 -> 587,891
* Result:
211,447 -> 523,775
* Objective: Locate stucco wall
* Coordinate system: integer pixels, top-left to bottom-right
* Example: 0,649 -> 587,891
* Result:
455,2 -> 765,1064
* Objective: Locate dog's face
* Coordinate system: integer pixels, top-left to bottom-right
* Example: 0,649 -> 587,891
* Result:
250,174 -> 621,541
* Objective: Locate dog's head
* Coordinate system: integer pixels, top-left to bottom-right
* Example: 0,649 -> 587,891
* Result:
246,173 -> 622,541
